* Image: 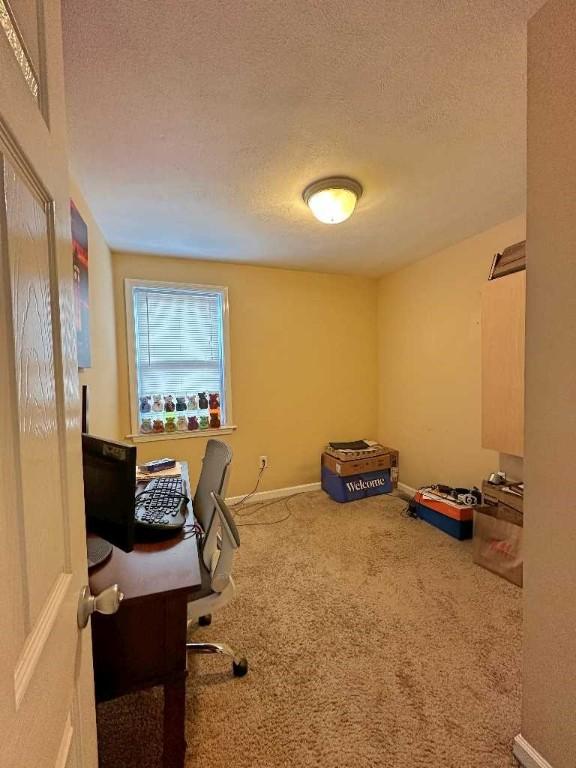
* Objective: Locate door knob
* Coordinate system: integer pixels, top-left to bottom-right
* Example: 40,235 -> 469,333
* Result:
77,584 -> 124,629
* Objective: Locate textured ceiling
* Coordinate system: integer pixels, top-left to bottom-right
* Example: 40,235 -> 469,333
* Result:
61,0 -> 543,276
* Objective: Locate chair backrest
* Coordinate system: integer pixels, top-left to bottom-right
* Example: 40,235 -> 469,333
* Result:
194,439 -> 232,569
208,492 -> 240,594
194,439 -> 233,530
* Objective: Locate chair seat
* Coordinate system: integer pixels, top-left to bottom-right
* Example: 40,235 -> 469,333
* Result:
187,577 -> 236,625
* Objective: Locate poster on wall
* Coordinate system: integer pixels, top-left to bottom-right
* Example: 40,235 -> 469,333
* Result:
71,200 -> 91,368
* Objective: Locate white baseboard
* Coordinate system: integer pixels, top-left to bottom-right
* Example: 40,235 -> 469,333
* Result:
397,481 -> 417,498
227,481 -> 320,505
513,735 -> 554,768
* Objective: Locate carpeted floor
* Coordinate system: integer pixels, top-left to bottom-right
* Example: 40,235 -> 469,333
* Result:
97,491 -> 522,768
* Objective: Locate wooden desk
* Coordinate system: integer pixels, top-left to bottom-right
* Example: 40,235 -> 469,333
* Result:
89,463 -> 203,768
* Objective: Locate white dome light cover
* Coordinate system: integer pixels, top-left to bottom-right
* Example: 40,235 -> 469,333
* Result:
303,177 -> 363,224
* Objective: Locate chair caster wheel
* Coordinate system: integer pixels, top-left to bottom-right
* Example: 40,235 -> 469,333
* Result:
232,658 -> 248,677
198,615 -> 212,626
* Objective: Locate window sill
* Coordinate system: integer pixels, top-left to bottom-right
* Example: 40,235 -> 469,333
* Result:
127,426 -> 237,443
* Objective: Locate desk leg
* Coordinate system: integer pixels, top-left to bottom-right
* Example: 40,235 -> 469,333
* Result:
163,674 -> 187,768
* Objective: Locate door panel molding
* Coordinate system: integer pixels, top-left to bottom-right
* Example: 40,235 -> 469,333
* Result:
0,0 -> 40,102
0,0 -> 49,121
45,195 -> 73,573
0,116 -> 50,203
4,155 -> 69,625
54,713 -> 73,768
0,130 -> 75,709
0,152 -> 30,644
14,571 -> 71,707
0,121 -> 76,579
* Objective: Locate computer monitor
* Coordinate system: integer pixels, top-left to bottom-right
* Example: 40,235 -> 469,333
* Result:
82,433 -> 136,557
81,384 -> 89,434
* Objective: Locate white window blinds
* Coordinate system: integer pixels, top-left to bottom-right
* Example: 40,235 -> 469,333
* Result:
131,284 -> 228,420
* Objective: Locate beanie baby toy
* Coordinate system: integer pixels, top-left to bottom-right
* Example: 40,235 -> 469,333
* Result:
140,418 -> 152,434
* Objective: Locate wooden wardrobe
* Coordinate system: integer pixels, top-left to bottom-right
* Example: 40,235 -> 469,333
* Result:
481,270 -> 526,457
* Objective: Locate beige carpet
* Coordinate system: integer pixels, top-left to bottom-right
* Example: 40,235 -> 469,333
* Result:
97,491 -> 522,768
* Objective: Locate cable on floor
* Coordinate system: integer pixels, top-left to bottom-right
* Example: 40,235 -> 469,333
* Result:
230,465 -> 267,508
234,493 -> 299,526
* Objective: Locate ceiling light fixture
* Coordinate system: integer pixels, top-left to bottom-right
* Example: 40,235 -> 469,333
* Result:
303,176 -> 363,224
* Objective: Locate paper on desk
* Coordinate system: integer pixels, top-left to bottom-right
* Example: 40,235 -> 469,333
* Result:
136,461 -> 182,482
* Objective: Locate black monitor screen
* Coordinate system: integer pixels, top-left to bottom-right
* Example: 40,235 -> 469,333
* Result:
82,434 -> 136,552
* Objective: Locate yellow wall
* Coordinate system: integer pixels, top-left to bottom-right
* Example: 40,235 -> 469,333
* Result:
77,201 -> 527,498
70,176 -> 120,439
521,2 -> 576,765
112,253 -> 378,495
377,215 -> 526,490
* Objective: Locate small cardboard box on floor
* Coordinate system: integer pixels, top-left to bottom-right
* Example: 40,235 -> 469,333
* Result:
321,445 -> 398,502
473,483 -> 524,587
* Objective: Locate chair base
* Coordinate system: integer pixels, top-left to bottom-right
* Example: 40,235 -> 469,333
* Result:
186,641 -> 248,677
198,614 -> 212,626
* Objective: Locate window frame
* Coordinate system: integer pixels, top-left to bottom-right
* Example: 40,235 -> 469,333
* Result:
124,278 -> 235,442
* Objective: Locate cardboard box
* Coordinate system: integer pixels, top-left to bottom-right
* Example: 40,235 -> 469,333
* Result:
322,446 -> 399,482
481,480 -> 523,516
473,506 -> 523,587
321,466 -> 393,503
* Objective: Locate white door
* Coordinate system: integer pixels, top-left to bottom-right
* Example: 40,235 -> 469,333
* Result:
0,1 -> 98,766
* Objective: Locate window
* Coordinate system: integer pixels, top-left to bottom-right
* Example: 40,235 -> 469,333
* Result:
125,279 -> 233,439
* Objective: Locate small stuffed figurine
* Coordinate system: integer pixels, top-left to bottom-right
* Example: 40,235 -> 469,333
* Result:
165,415 -> 176,432
209,412 -> 221,429
176,396 -> 187,412
198,392 -> 209,410
152,418 -> 165,433
209,392 -> 220,410
164,394 -> 175,412
199,415 -> 209,429
187,394 -> 198,411
140,396 -> 151,413
187,416 -> 199,431
140,417 -> 152,433
176,415 -> 188,431
152,394 -> 164,412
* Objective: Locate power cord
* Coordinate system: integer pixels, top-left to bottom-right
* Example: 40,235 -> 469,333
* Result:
400,484 -> 430,519
234,493 -> 299,526
230,464 -> 267,508
182,522 -> 204,540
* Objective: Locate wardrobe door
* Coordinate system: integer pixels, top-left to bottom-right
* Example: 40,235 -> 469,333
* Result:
481,270 -> 526,457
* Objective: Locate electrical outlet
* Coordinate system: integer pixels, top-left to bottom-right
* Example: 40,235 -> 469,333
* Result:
259,455 -> 268,469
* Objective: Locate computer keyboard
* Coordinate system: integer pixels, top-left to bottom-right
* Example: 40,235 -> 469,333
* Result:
135,476 -> 188,531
